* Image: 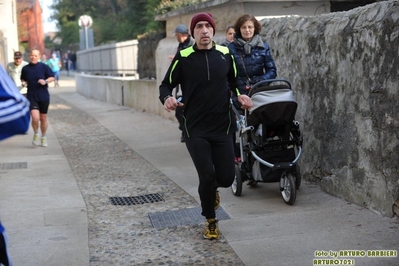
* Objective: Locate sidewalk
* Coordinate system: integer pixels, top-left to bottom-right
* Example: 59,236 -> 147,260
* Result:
0,75 -> 89,265
1,74 -> 398,265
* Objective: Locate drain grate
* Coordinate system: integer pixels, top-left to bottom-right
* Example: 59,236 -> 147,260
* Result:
148,206 -> 231,229
0,162 -> 28,170
110,193 -> 164,206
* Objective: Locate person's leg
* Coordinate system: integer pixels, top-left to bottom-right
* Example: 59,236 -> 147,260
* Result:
55,71 -> 60,86
38,101 -> 49,136
29,99 -> 41,146
31,109 -> 40,133
211,134 -> 235,188
29,99 -> 39,132
39,113 -> 48,136
185,136 -> 221,240
39,113 -> 48,147
186,135 -> 235,240
38,101 -> 49,147
185,137 -> 216,219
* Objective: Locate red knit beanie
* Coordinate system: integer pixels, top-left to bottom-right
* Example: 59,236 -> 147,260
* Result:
190,12 -> 216,36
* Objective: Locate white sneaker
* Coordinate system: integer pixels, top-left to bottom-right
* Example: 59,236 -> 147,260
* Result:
41,137 -> 48,147
32,134 -> 40,146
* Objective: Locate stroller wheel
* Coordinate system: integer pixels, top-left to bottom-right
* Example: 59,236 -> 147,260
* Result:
280,171 -> 296,205
231,165 -> 243,196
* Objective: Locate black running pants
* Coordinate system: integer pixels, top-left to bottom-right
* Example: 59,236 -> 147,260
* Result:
185,134 -> 235,219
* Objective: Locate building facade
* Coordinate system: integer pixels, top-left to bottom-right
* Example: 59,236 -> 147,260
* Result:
17,0 -> 44,55
0,0 -> 20,67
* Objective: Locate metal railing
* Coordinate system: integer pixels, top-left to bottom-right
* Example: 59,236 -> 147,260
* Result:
76,39 -> 139,78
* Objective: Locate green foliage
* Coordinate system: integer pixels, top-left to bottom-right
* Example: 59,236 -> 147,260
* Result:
49,0 -> 155,46
155,0 -> 210,15
49,0 -> 205,47
44,36 -> 56,51
58,20 -> 80,45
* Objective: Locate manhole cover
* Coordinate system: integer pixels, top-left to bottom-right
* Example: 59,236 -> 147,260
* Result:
110,193 -> 164,206
148,206 -> 231,229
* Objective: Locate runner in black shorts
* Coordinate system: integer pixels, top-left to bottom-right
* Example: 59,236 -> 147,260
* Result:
21,48 -> 54,147
29,100 -> 50,114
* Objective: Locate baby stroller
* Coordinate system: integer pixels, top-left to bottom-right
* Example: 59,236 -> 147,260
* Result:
231,79 -> 302,205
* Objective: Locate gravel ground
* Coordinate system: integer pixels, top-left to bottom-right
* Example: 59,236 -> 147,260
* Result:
49,94 -> 244,266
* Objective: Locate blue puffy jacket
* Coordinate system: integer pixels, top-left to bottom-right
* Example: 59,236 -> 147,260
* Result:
228,35 -> 277,95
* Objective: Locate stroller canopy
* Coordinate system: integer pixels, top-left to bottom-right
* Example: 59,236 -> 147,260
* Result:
248,85 -> 297,127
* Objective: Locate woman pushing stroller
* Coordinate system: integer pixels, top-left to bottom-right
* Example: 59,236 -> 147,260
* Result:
228,14 -> 302,203
228,14 -> 277,164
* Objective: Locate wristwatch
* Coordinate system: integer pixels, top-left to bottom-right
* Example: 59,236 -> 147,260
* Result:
45,80 -> 48,84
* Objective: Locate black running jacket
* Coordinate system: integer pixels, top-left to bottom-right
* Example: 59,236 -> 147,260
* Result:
159,43 -> 238,138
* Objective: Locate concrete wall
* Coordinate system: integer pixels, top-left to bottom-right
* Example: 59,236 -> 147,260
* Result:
75,74 -> 175,121
76,0 -> 399,217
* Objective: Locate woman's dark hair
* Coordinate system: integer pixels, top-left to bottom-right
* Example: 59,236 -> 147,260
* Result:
225,25 -> 234,33
233,14 -> 262,37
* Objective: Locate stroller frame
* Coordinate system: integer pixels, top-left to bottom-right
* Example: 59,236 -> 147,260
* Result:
231,79 -> 302,205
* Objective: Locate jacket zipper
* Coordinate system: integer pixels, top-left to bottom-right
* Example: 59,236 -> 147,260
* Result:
205,52 -> 210,80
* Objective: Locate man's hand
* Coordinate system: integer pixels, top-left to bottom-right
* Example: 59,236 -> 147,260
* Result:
164,96 -> 184,112
38,79 -> 47,86
238,95 -> 253,110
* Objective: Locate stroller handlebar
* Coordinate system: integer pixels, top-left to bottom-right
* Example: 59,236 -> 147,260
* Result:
250,79 -> 292,89
248,79 -> 292,97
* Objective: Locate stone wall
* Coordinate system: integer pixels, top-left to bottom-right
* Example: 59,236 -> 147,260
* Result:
261,0 -> 399,216
137,32 -> 165,79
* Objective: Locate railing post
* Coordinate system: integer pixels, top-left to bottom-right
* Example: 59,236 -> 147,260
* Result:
121,72 -> 125,106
